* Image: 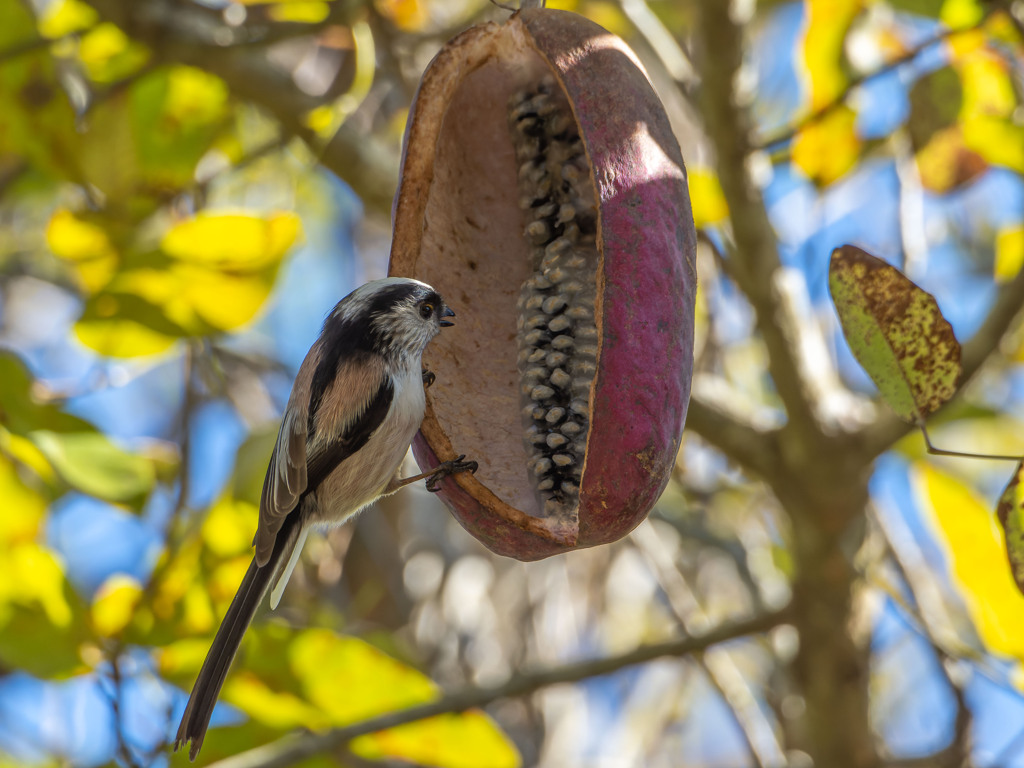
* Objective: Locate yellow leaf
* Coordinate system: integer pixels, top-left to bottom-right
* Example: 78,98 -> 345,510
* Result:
962,116 -> 1024,173
173,262 -> 277,331
46,209 -> 119,293
995,226 -> 1024,283
916,463 -> 1024,658
941,0 -> 985,28
289,629 -> 522,767
38,0 -> 98,38
1,430 -> 57,485
77,22 -> 150,83
0,543 -> 73,629
201,497 -> 258,557
268,1 -> 330,23
157,637 -> 218,677
792,106 -> 860,185
210,556 -> 251,607
290,629 -> 437,723
353,711 -> 521,768
161,211 -> 302,270
74,316 -> 178,358
958,52 -> 1016,118
165,67 -> 229,127
0,453 -> 46,547
91,574 -> 143,637
687,167 -> 729,227
224,671 -> 326,729
800,0 -> 864,110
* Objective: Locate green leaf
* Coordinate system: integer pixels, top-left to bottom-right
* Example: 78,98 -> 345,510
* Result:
829,244 -> 962,423
30,430 -> 156,504
997,462 -> 1024,597
0,351 -> 93,436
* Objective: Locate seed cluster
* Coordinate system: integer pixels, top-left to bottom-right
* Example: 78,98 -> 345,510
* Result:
509,78 -> 599,518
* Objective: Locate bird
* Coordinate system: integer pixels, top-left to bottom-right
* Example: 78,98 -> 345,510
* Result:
174,277 -> 476,759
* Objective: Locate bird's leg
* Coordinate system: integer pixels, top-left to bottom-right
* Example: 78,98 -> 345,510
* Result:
422,369 -> 435,388
391,455 -> 478,492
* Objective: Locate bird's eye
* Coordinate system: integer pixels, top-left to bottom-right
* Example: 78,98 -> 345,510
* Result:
420,303 -> 434,319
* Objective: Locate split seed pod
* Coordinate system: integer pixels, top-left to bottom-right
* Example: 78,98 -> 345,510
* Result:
389,8 -> 696,560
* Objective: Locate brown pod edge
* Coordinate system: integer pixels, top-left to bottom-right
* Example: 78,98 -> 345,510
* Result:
389,8 -> 697,560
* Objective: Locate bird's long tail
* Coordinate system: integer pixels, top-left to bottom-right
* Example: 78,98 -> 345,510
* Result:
174,514 -> 301,760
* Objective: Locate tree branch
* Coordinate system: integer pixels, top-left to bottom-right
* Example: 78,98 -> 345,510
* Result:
203,609 -> 790,768
684,392 -> 782,480
693,0 -> 822,450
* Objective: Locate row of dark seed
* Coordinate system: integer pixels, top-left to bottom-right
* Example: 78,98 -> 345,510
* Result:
509,78 -> 599,517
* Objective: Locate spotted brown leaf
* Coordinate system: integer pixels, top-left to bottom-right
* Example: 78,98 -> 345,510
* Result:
829,244 -> 961,423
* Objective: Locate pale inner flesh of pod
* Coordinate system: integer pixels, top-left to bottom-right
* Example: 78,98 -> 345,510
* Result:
416,39 -> 599,527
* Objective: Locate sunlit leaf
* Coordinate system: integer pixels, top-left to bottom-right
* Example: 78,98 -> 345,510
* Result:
162,211 -> 300,270
792,105 -> 860,185
46,209 -> 119,293
917,463 -> 1024,658
353,711 -> 521,768
225,672 -> 326,729
997,462 -> 1024,597
201,497 -> 258,557
164,66 -> 230,127
962,117 -> 1024,173
958,50 -> 1016,117
268,1 -> 330,22
800,0 -> 864,110
74,291 -> 183,357
286,629 -> 521,767
687,167 -> 729,227
995,225 -> 1024,283
0,542 -> 88,678
77,22 -> 150,83
0,454 -> 47,547
38,0 -> 99,38
829,245 -> 961,423
91,574 -> 144,637
30,429 -> 156,503
940,0 -> 985,28
291,629 -> 437,722
174,263 -> 280,331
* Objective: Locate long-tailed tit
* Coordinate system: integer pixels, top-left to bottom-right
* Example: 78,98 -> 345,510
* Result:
174,278 -> 476,758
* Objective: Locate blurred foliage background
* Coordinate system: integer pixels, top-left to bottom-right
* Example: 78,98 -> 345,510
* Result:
1,0 -> 1024,766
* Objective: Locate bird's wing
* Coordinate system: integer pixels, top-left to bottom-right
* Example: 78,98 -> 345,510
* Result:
254,352 -> 394,566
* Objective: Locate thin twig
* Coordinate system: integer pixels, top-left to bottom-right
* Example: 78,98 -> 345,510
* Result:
630,523 -> 786,768
203,609 -> 791,768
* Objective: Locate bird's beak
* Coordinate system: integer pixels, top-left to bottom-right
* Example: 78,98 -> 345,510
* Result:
440,306 -> 456,327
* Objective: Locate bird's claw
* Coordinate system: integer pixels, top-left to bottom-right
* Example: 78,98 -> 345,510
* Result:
425,454 -> 479,492
422,369 -> 436,389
